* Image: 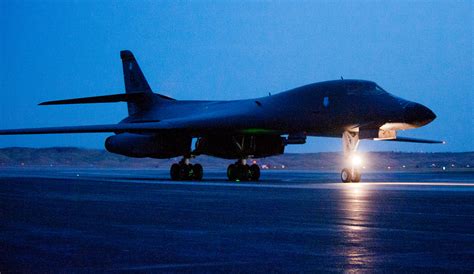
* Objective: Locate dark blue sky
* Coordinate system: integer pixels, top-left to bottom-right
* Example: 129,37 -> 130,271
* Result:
0,1 -> 472,152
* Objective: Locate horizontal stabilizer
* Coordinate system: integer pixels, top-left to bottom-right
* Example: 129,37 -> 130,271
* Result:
39,93 -> 147,105
39,92 -> 175,106
375,136 -> 445,144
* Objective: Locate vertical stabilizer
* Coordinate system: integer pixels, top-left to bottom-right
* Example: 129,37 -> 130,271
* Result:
120,50 -> 152,93
120,50 -> 152,115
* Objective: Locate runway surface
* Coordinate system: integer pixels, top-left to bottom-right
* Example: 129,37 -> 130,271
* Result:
1,168 -> 473,272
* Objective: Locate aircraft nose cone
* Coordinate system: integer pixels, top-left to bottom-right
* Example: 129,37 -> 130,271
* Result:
404,103 -> 436,126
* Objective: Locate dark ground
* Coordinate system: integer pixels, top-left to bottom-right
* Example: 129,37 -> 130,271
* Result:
0,168 -> 473,272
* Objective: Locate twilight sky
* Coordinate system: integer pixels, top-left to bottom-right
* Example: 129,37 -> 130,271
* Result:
0,0 -> 472,152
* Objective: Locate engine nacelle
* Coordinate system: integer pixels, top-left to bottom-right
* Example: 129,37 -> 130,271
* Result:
105,133 -> 191,159
195,135 -> 285,159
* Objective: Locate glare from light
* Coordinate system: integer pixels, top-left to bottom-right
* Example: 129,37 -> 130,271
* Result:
351,155 -> 363,167
345,182 -> 365,198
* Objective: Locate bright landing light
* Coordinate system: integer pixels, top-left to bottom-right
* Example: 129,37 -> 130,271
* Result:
351,155 -> 363,167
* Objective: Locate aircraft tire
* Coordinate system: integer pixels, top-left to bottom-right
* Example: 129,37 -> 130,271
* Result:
180,164 -> 193,180
249,164 -> 260,181
227,164 -> 237,181
341,168 -> 352,183
236,164 -> 250,181
352,170 -> 361,183
193,164 -> 203,181
170,163 -> 181,181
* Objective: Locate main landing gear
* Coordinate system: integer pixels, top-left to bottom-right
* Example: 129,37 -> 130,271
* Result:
227,159 -> 260,181
341,131 -> 362,183
170,158 -> 203,181
169,157 -> 261,182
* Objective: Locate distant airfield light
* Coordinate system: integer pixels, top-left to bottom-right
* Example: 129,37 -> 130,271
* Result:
442,166 -> 446,171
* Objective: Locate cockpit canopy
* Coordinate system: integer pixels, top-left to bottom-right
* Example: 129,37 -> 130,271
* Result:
345,82 -> 388,95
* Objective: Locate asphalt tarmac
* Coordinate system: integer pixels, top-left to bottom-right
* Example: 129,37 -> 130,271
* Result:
0,168 -> 473,272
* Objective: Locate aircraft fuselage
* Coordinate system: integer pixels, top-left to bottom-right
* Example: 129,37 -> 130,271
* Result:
123,79 -> 436,138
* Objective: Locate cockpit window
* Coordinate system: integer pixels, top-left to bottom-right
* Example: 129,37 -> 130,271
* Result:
374,85 -> 388,95
344,82 -> 388,95
346,83 -> 363,95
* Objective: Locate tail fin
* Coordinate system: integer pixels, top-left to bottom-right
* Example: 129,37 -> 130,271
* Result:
36,50 -> 174,116
120,50 -> 153,115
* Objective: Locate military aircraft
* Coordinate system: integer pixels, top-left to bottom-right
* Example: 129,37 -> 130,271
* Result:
0,50 -> 443,182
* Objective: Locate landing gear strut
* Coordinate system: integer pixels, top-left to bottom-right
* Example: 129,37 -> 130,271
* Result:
170,158 -> 203,181
227,159 -> 260,181
341,131 -> 362,183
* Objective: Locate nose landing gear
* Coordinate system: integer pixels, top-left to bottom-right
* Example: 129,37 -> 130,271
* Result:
341,131 -> 362,183
170,158 -> 203,181
227,159 -> 260,181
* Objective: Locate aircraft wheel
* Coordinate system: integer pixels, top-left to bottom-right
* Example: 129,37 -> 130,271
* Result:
179,164 -> 192,180
341,168 -> 352,183
352,170 -> 361,183
227,164 -> 237,181
249,164 -> 260,181
193,163 -> 203,181
236,164 -> 250,181
170,163 -> 181,181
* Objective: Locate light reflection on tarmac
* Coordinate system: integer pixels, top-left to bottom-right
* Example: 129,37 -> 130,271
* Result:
0,168 -> 473,272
